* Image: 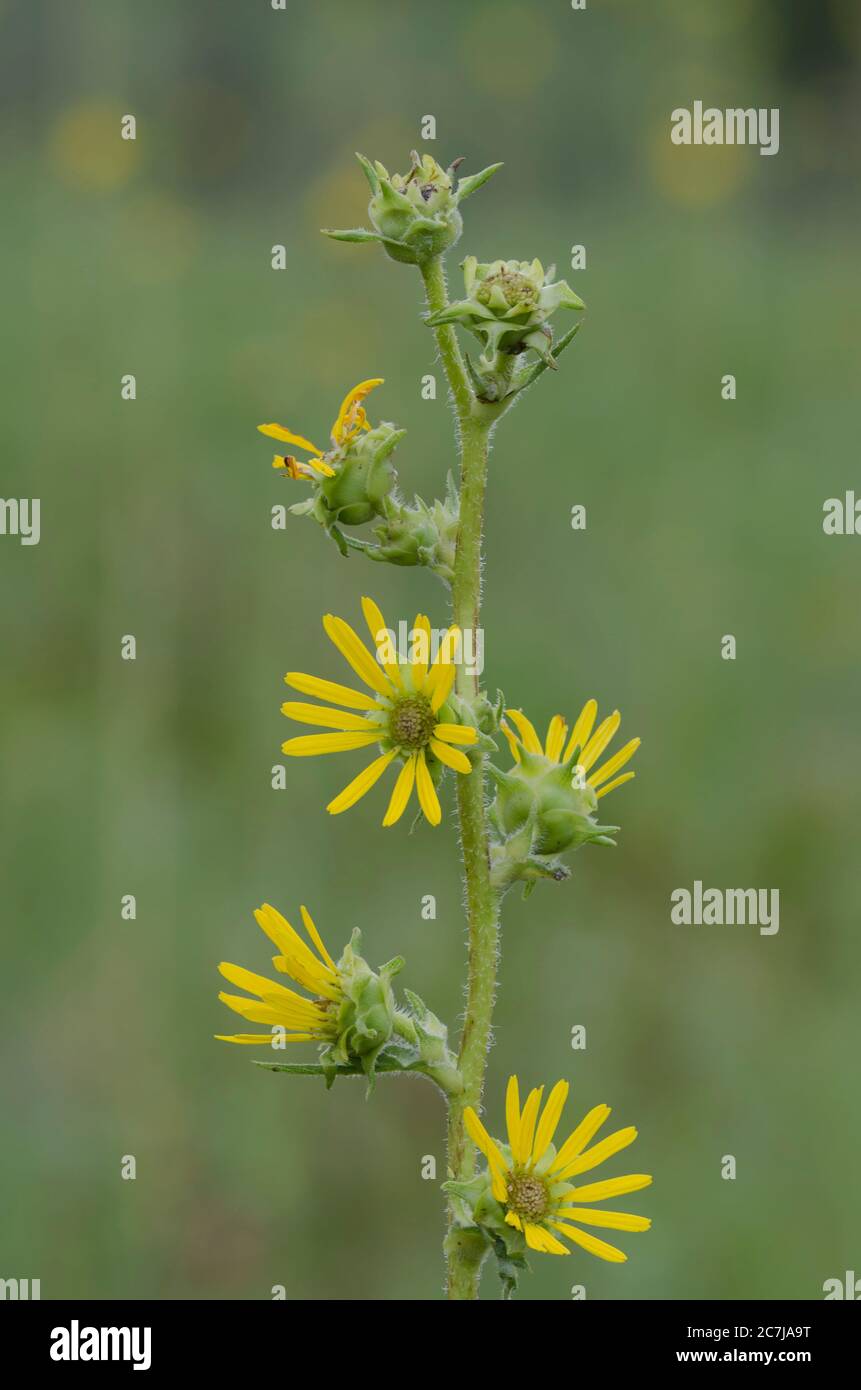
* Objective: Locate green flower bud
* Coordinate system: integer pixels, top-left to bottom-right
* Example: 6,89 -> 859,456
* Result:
327,928 -> 404,1084
426,256 -> 584,373
318,422 -> 402,526
489,745 -> 619,857
324,152 -> 503,267
367,475 -> 459,581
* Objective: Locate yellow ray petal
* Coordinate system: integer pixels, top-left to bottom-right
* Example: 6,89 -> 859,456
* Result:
429,738 -> 471,774
590,738 -> 640,789
281,731 -> 380,756
433,722 -> 478,746
298,905 -> 337,972
464,1107 -> 510,1200
505,1075 -> 522,1153
500,721 -> 522,763
515,1086 -> 544,1167
280,702 -> 374,731
532,1080 -> 570,1165
596,771 -> 635,799
544,715 -> 568,763
323,614 -> 392,696
217,994 -> 325,1030
554,1207 -> 652,1233
410,614 -> 432,692
556,1126 -> 638,1181
506,709 -> 543,755
524,1222 -> 569,1255
303,455 -> 335,477
382,754 -> 417,827
549,1221 -> 627,1262
562,698 -> 598,762
563,1174 -> 653,1204
215,1032 -> 316,1044
218,961 -> 320,1009
285,672 -> 381,711
415,750 -> 442,826
426,625 -> 460,711
549,1104 -> 611,1173
253,905 -> 339,999
580,711 -> 621,772
327,749 -> 397,815
258,423 -> 324,454
360,596 -> 402,689
429,657 -> 457,713
331,378 -> 383,444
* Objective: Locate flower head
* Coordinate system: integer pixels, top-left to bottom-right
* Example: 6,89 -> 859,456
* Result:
216,903 -> 403,1080
503,701 -> 640,800
490,701 -> 639,856
281,597 -> 479,827
426,257 -> 583,366
324,151 -> 503,266
464,1076 -> 652,1262
259,379 -> 407,537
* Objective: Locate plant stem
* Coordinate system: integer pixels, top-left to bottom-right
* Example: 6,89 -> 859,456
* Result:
421,255 -> 501,1300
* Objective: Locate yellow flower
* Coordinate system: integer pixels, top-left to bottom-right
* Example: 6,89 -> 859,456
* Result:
281,597 -> 478,827
258,377 -> 384,479
216,903 -> 342,1046
465,1075 -> 652,1261
502,700 -> 640,800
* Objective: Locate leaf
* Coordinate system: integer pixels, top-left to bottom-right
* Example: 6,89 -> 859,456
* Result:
512,320 -> 584,394
321,226 -> 380,242
455,163 -> 504,203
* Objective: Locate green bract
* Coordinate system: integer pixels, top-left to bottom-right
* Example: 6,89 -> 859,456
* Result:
489,743 -> 619,858
290,421 -> 404,543
367,474 -> 459,581
322,928 -> 404,1084
323,151 -> 503,266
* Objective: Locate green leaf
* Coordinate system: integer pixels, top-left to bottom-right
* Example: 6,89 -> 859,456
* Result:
455,163 -> 504,203
512,320 -> 584,394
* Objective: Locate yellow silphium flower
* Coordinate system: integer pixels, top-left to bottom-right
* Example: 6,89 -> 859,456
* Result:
257,377 -> 384,479
501,700 -> 640,800
465,1075 -> 652,1262
281,597 -> 479,827
216,903 -> 342,1046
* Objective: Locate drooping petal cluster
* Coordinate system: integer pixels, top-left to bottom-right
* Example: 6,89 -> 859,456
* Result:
216,903 -> 342,1046
258,378 -> 384,479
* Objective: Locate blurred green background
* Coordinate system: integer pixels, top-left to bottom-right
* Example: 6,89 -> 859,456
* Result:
1,0 -> 859,1301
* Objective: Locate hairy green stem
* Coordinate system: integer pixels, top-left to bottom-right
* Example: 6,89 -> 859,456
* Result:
421,255 -> 501,1300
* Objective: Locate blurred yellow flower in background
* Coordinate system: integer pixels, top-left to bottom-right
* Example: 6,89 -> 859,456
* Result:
50,100 -> 138,190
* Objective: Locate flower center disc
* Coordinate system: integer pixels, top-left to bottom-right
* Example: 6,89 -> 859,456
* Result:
478,271 -> 538,311
507,1172 -> 549,1221
390,695 -> 436,750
